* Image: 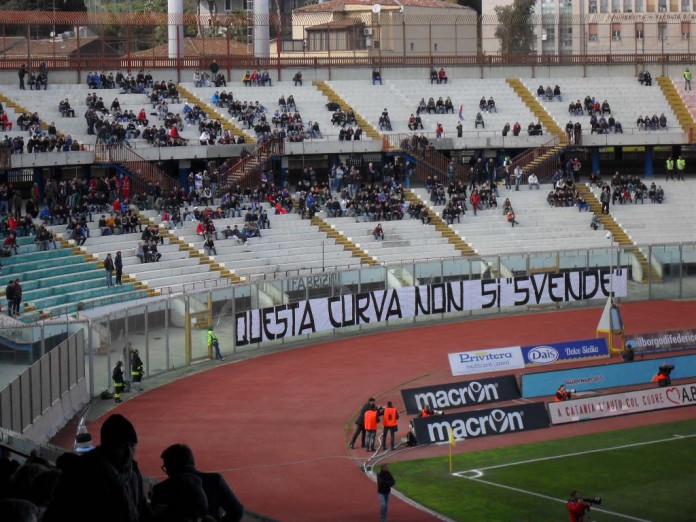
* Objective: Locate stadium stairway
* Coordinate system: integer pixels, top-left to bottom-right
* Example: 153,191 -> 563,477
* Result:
575,184 -> 660,283
506,78 -> 568,175
0,235 -> 153,321
0,91 -> 50,134
656,76 -> 696,138
403,189 -> 478,258
175,84 -> 255,143
218,139 -> 283,191
312,81 -> 382,141
310,216 -> 379,266
148,214 -> 245,285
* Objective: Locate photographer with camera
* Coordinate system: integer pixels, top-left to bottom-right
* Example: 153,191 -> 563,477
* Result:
555,384 -> 573,402
652,363 -> 675,387
567,491 -> 601,522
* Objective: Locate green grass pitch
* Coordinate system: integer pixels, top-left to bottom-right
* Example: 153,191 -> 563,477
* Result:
389,419 -> 696,522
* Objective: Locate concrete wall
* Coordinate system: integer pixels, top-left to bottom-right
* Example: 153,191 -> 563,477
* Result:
0,62 -> 692,87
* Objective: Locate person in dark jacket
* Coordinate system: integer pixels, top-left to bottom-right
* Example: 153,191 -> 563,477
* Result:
113,361 -> 125,403
377,463 -> 395,522
152,443 -> 244,522
115,251 -> 123,286
349,397 -> 376,449
130,348 -> 144,392
104,253 -> 115,287
44,414 -> 153,522
12,278 -> 22,317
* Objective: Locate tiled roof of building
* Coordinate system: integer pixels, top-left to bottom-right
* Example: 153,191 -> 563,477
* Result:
127,37 -> 251,58
0,37 -> 103,57
295,0 -> 468,13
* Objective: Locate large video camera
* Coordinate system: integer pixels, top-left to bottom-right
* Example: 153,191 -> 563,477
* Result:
583,496 -> 602,506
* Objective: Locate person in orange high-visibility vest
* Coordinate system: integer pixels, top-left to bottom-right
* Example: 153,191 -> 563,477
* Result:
381,402 -> 399,451
364,405 -> 379,452
555,384 -> 572,402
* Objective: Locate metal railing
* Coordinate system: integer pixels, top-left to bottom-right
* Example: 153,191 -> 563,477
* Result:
218,138 -> 284,190
94,144 -> 179,194
510,135 -> 564,182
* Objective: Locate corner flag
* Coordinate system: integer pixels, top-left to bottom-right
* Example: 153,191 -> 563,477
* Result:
448,427 -> 456,473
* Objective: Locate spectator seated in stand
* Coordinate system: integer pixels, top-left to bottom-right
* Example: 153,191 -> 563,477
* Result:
372,68 -> 382,85
373,223 -> 384,240
569,100 -> 583,116
528,121 -> 543,136
438,68 -> 448,84
0,112 -> 13,131
429,67 -> 438,84
474,112 -> 484,128
528,173 -> 540,189
293,71 -> 303,86
378,109 -> 392,131
601,100 -> 611,115
659,113 -> 668,129
407,114 -> 423,130
553,84 -> 562,101
638,71 -> 652,86
537,85 -> 545,97
59,98 -> 75,117
544,85 -> 553,101
487,97 -> 497,113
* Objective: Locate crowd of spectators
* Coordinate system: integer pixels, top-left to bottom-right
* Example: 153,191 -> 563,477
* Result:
638,71 -> 653,86
416,97 -> 455,115
537,84 -> 563,102
637,113 -> 668,131
242,69 -> 273,87
81,78 -> 190,148
0,413 -> 245,522
606,172 -> 663,205
429,67 -> 448,84
328,106 -> 363,140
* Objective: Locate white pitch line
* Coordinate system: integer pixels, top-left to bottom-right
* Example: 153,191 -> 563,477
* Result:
455,433 -> 696,474
462,475 -> 654,522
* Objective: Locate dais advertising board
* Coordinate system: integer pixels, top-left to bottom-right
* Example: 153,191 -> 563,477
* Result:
522,339 -> 609,366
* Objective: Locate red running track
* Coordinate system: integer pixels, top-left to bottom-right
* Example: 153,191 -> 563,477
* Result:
64,300 -> 696,521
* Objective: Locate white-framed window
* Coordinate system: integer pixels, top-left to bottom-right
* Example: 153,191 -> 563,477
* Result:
589,23 -> 599,41
658,22 -> 668,40
635,22 -> 644,40
612,22 -> 621,40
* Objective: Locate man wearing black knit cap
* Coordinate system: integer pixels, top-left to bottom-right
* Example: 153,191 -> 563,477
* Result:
44,413 -> 153,522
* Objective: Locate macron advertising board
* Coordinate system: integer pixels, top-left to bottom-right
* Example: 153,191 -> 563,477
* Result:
522,338 -> 609,366
548,382 -> 696,425
400,375 -> 520,415
521,353 -> 696,398
412,403 -> 549,445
